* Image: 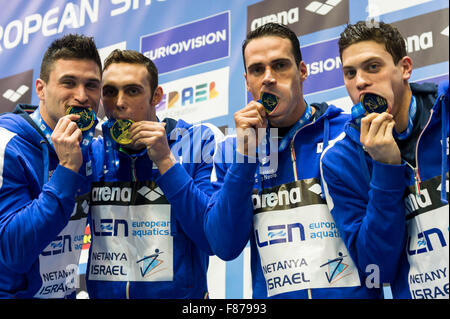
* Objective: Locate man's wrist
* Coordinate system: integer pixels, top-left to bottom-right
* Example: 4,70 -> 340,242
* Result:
60,162 -> 81,173
154,153 -> 177,175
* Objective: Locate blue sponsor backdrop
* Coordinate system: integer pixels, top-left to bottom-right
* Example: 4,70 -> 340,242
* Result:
1,0 -> 448,299
140,11 -> 230,74
302,38 -> 343,95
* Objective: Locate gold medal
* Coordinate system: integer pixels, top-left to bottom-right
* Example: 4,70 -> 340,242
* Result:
110,119 -> 134,145
360,93 -> 388,114
66,106 -> 94,131
260,92 -> 279,114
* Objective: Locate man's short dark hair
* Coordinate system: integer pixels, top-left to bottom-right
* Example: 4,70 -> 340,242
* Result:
338,21 -> 407,64
40,34 -> 102,83
242,22 -> 302,71
103,49 -> 158,95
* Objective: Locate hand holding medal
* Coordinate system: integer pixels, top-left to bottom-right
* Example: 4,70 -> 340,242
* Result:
117,120 -> 175,174
351,93 -> 388,124
110,119 -> 134,145
52,105 -> 97,173
65,105 -> 98,150
66,106 -> 95,131
355,93 -> 401,165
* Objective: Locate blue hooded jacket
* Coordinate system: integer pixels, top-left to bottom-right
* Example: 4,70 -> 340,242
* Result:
0,104 -> 103,298
206,103 -> 381,298
320,81 -> 449,299
86,117 -> 222,298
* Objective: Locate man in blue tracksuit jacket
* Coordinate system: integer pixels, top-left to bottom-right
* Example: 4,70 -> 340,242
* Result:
86,49 -> 223,298
0,35 -> 104,298
205,23 -> 380,299
320,21 -> 449,299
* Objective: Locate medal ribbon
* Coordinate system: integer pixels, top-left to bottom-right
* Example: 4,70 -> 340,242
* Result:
31,108 -> 54,147
103,118 -> 122,179
278,102 -> 313,152
288,106 -> 313,182
31,107 -> 98,151
257,102 -> 313,177
393,95 -> 416,140
102,118 -> 148,180
258,102 -> 313,179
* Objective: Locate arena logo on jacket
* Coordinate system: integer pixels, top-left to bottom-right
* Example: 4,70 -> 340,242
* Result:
404,174 -> 449,299
89,181 -> 173,282
35,194 -> 89,298
252,179 -> 360,297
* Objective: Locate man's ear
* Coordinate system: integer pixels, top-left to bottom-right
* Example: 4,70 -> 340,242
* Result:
151,86 -> 163,106
399,56 -> 413,81
298,61 -> 308,83
244,72 -> 249,90
35,78 -> 46,101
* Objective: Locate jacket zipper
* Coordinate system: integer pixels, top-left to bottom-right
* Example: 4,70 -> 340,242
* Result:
289,120 -> 317,182
289,120 -> 318,299
290,118 -> 320,299
408,109 -> 434,196
131,157 -> 137,182
126,157 -> 138,299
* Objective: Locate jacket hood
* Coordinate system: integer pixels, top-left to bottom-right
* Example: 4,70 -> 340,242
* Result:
162,117 -> 193,147
270,102 -> 344,153
0,104 -> 47,145
312,102 -> 344,120
0,104 -> 54,183
309,102 -> 346,151
410,82 -> 438,96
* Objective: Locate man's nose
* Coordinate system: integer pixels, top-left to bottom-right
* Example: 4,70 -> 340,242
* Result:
262,67 -> 276,86
116,91 -> 127,110
355,71 -> 371,90
74,85 -> 89,105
